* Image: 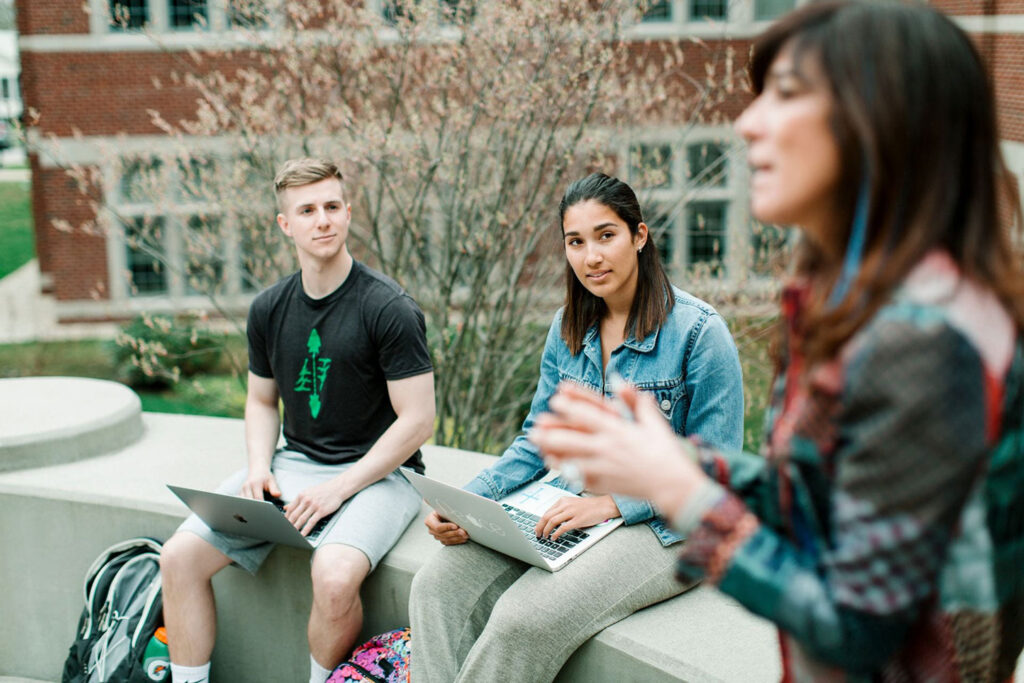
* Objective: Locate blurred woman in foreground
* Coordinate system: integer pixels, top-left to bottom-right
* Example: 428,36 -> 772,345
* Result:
532,1 -> 1024,679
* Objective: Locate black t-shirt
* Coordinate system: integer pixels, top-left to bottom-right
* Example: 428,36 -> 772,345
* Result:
247,261 -> 433,472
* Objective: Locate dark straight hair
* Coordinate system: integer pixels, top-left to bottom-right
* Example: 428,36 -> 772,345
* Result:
751,0 -> 1024,364
557,173 -> 674,355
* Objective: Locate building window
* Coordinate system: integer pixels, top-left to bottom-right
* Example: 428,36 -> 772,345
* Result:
641,0 -> 672,22
628,137 -> 736,275
630,143 -> 673,190
125,216 -> 168,295
755,0 -> 796,20
685,200 -> 727,274
120,157 -> 164,204
238,216 -> 267,293
1,79 -> 8,101
749,221 -> 787,275
644,205 -> 676,265
184,214 -> 226,294
109,0 -> 149,30
689,0 -> 727,20
228,0 -> 269,28
112,154 -> 276,300
177,156 -> 216,201
382,0 -> 473,24
170,0 -> 208,29
96,0 -> 273,33
687,141 -> 727,187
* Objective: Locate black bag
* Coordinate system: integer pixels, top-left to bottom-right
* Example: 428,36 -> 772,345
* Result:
62,538 -> 164,683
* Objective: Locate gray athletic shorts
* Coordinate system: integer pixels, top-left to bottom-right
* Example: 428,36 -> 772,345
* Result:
177,449 -> 422,574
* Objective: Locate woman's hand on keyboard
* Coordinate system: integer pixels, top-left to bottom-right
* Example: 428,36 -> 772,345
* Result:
425,510 -> 470,545
536,495 -> 620,541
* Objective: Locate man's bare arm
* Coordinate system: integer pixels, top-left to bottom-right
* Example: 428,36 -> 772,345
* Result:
239,372 -> 283,499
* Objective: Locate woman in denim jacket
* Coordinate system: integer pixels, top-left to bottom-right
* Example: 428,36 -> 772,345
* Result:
409,172 -> 744,682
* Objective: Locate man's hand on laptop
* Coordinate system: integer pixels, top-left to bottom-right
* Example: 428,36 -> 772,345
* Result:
425,511 -> 469,546
239,469 -> 281,501
285,479 -> 347,536
535,495 -> 620,541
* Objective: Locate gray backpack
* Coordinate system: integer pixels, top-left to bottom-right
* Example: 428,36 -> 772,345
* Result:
62,538 -> 164,683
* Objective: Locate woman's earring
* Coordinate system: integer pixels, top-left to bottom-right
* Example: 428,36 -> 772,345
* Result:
638,246 -> 643,254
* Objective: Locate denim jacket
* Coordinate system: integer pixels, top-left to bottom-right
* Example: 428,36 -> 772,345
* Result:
464,286 -> 745,546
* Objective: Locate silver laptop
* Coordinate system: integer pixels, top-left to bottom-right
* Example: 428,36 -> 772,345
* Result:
401,470 -> 623,572
167,484 -> 339,550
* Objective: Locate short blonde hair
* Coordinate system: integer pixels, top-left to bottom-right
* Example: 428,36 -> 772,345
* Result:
273,158 -> 344,208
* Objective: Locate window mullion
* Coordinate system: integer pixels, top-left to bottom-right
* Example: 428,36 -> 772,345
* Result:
150,0 -> 170,33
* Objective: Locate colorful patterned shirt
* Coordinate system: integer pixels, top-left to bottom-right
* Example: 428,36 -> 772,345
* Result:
675,252 -> 1024,681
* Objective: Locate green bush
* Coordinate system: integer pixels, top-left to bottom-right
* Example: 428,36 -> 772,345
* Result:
113,314 -> 224,388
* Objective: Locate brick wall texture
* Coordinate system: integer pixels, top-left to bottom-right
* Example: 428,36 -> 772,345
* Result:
932,0 -> 1024,15
17,0 -> 90,36
21,50 -> 239,138
992,34 -> 1024,143
30,162 -> 109,302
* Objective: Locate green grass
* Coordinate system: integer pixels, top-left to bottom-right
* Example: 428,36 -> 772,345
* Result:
138,375 -> 246,418
0,339 -> 114,379
0,180 -> 34,279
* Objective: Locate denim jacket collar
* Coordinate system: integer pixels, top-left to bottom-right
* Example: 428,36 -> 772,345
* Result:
582,322 -> 660,358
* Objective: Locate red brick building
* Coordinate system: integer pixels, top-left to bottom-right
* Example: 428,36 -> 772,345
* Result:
16,0 -> 1024,322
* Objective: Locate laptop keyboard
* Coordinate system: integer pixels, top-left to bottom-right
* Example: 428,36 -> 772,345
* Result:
265,496 -> 334,542
501,503 -> 590,561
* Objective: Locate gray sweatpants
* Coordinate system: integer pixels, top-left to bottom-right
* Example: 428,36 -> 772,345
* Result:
408,523 -> 695,683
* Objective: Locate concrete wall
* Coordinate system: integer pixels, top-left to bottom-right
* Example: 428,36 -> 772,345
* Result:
0,411 -> 781,682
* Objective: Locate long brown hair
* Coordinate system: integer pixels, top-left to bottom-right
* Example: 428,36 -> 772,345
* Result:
751,1 -> 1024,364
557,173 -> 674,354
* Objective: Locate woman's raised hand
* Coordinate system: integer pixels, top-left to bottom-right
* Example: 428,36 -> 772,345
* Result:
530,381 -> 706,520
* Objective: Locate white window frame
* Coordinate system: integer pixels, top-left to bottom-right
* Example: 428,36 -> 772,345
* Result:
89,0 -> 278,36
628,0 -> 805,40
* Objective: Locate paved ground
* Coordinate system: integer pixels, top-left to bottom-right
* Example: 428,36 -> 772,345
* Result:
0,259 -> 52,344
0,258 -> 118,344
0,167 -> 28,182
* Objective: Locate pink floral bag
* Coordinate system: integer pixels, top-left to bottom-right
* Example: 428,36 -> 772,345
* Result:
326,628 -> 411,683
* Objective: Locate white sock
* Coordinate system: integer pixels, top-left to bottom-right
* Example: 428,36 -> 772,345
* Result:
170,662 -> 210,683
310,654 -> 334,683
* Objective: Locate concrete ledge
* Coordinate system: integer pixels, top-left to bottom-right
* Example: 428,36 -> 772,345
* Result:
0,412 -> 781,682
0,377 -> 143,472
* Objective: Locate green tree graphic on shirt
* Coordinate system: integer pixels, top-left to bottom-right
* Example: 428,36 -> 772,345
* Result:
294,328 -> 331,418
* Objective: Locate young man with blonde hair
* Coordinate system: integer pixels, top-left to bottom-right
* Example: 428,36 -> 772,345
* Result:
160,158 -> 435,683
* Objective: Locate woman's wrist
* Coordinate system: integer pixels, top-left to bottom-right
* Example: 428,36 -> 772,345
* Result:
670,478 -> 727,537
650,439 -> 708,519
598,494 -> 621,519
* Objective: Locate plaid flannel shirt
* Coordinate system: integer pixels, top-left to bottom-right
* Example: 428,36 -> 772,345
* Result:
676,252 -> 1024,681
